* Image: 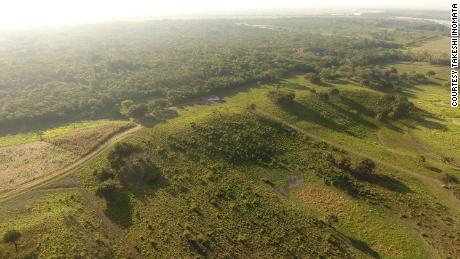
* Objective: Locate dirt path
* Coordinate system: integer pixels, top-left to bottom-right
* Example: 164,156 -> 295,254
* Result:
0,124 -> 142,202
255,111 -> 460,214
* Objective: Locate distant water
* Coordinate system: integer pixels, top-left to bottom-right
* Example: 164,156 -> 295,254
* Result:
395,16 -> 449,27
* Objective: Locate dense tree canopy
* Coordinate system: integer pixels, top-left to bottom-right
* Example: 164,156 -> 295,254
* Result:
0,17 -> 446,131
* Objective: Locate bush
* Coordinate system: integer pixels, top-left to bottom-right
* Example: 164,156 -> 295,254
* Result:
96,180 -> 118,199
337,157 -> 352,171
441,173 -> 459,185
310,73 -> 322,84
118,158 -> 160,185
3,229 -> 21,252
454,186 -> 460,200
246,103 -> 257,111
426,70 -> 436,77
317,92 -> 329,101
354,158 -> 376,176
416,155 -> 426,164
94,168 -> 115,182
441,156 -> 455,164
328,88 -> 340,96
108,142 -> 142,169
267,90 -> 296,105
378,94 -> 415,120
127,103 -> 148,118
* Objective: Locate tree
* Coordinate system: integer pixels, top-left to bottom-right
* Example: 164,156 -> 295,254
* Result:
3,230 -> 21,252
426,70 -> 436,77
310,73 -> 322,85
441,173 -> 459,186
127,104 -> 148,119
354,158 -> 376,176
120,100 -> 135,116
441,156 -> 455,164
317,92 -> 329,101
328,88 -> 340,96
337,157 -> 352,171
246,103 -> 257,112
416,155 -> 426,165
37,130 -> 44,141
267,90 -> 295,105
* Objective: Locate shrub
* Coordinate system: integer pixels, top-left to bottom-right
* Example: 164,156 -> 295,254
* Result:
326,214 -> 338,225
267,90 -> 296,105
328,88 -> 340,96
337,157 -> 352,171
310,73 -> 322,84
416,155 -> 426,165
317,92 -> 329,101
441,173 -> 459,185
441,156 -> 455,164
108,142 -> 142,169
426,70 -> 436,77
246,103 -> 257,111
378,94 -> 415,120
118,158 -> 160,185
354,158 -> 376,176
94,168 -> 115,182
3,229 -> 21,252
96,180 -> 118,200
127,103 -> 148,118
454,186 -> 460,200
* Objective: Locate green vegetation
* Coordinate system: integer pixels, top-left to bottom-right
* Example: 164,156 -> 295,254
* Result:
0,17 -> 446,131
0,16 -> 459,259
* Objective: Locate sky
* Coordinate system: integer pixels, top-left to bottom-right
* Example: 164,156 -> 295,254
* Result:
0,0 -> 451,30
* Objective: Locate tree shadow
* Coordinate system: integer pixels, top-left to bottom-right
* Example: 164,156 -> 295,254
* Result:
414,117 -> 448,131
280,101 -> 348,134
356,174 -> 413,194
103,188 -> 134,228
381,121 -> 404,133
329,78 -> 351,85
328,102 -> 377,130
424,165 -> 443,173
399,88 -> 417,99
338,96 -> 375,118
347,235 -> 381,258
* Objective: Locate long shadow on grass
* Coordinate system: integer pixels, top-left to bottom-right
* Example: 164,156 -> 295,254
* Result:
357,174 -> 413,194
104,163 -> 169,227
328,102 -> 377,130
104,188 -> 134,228
347,235 -> 381,258
280,101 -> 348,134
338,96 -> 376,118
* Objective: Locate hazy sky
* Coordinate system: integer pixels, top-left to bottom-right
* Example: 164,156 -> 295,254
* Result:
0,0 -> 451,29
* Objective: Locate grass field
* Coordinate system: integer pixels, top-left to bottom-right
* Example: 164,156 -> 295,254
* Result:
413,37 -> 450,56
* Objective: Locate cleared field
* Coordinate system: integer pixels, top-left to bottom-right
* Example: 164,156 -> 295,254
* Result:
0,142 -> 77,194
45,122 -> 135,156
0,120 -> 135,194
0,120 -> 131,148
414,37 -> 450,56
